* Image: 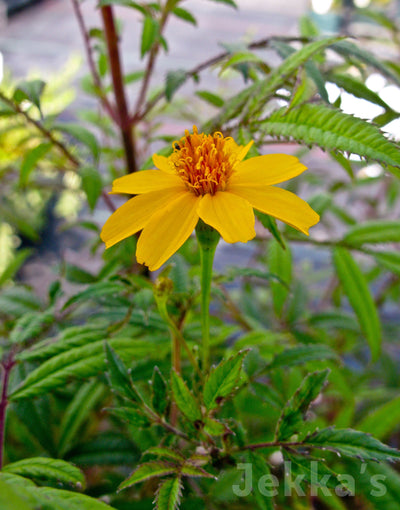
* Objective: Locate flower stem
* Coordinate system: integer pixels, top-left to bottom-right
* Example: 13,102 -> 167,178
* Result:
196,221 -> 220,372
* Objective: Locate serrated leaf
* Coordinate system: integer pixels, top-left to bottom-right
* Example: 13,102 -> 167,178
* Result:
53,123 -> 99,161
58,381 -> 105,457
146,447 -> 184,462
304,427 -> 400,462
10,310 -> 54,344
152,366 -> 168,415
81,166 -> 102,211
260,104 -> 400,173
333,247 -> 381,361
0,287 -> 41,318
268,345 -> 337,370
284,451 -> 346,492
104,342 -> 142,403
19,143 -> 52,186
108,406 -> 150,427
2,458 -> 85,489
172,6 -> 196,25
203,350 -> 248,410
165,69 -> 187,101
205,36 -> 342,130
24,486 -> 115,510
141,16 -> 158,58
155,477 -> 182,510
276,369 -> 330,441
10,336 -> 167,400
357,395 -> 400,440
180,463 -> 215,478
343,221 -> 400,245
171,371 -> 201,422
119,462 -> 176,490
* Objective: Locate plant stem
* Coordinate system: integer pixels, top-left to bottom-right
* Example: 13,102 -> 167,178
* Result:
196,221 -> 220,372
100,6 -> 138,174
0,354 -> 15,469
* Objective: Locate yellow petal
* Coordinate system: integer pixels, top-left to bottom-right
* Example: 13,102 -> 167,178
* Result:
237,140 -> 254,162
230,185 -> 319,235
111,170 -> 183,195
153,153 -> 175,174
229,154 -> 307,187
136,192 -> 201,271
197,191 -> 255,244
101,188 -> 182,248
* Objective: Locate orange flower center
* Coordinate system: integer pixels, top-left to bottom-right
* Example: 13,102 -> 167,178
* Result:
170,126 -> 239,196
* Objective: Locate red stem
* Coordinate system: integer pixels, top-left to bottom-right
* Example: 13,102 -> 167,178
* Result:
0,354 -> 16,469
100,6 -> 138,173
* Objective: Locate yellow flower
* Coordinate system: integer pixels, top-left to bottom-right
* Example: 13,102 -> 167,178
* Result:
101,126 -> 319,271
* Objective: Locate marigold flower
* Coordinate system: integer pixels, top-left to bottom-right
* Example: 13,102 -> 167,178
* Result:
101,126 -> 319,270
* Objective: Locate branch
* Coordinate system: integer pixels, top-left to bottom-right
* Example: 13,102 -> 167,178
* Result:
0,90 -> 116,212
100,6 -> 138,173
0,353 -> 16,469
71,0 -> 118,123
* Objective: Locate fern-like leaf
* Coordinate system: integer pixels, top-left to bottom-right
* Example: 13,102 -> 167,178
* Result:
154,477 -> 182,510
260,104 -> 400,172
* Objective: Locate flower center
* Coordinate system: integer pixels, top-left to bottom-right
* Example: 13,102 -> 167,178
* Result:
170,126 -> 239,196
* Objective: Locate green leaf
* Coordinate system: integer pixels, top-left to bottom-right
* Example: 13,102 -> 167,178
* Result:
172,6 -> 196,25
205,36 -> 342,130
108,406 -> 150,427
141,16 -> 159,58
206,0 -> 237,7
180,463 -> 215,478
30,488 -> 114,510
203,350 -> 248,410
19,143 -> 52,186
152,366 -> 168,415
0,480 -> 35,510
155,477 -> 182,510
333,247 -> 381,361
165,69 -> 187,101
53,123 -> 99,161
357,395 -> 400,440
2,458 -> 85,489
220,52 -> 264,73
10,310 -> 54,345
64,264 -> 97,284
104,341 -> 142,403
57,381 -> 105,457
11,336 -> 168,400
276,369 -> 330,441
373,251 -> 400,275
326,72 -> 393,109
255,211 -> 286,249
195,90 -> 224,108
248,452 -> 274,510
119,462 -> 176,491
171,371 -> 201,422
0,287 -> 41,318
14,79 -> 46,111
284,451 -> 346,492
268,345 -> 337,370
304,427 -> 400,462
268,239 -> 291,317
331,40 -> 400,86
260,104 -> 400,173
146,447 -> 184,462
81,166 -> 103,211
343,221 -> 400,245
0,248 -> 33,286
0,473 -> 36,489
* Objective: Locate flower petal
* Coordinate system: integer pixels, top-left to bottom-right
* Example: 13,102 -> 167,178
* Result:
197,191 -> 255,244
136,192 -> 201,271
153,153 -> 175,174
230,185 -> 319,235
111,170 -> 183,195
229,154 -> 307,187
101,188 -> 182,248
